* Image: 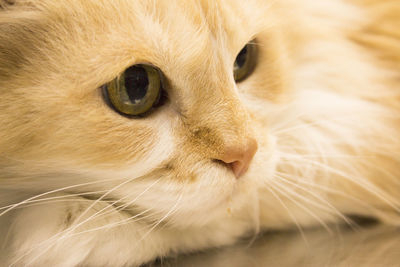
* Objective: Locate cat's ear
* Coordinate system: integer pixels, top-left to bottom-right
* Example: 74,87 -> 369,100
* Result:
0,0 -> 15,9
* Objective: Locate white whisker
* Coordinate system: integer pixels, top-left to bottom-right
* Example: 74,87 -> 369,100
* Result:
10,175 -> 148,266
264,182 -> 309,244
287,157 -> 400,211
274,173 -> 356,228
0,190 -> 109,211
270,180 -> 333,234
0,178 -> 125,218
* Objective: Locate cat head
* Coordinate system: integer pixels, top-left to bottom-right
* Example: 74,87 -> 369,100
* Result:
1,0 -> 399,228
0,0 -> 285,226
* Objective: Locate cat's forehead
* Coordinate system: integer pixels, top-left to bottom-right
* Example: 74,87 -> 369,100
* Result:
92,0 -> 266,45
33,0 -> 269,71
1,0 -> 272,96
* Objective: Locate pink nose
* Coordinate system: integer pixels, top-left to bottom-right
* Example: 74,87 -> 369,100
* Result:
216,138 -> 258,178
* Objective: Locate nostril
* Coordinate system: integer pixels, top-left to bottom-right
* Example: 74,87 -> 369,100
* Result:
230,160 -> 246,178
213,137 -> 258,178
213,160 -> 244,178
213,159 -> 229,167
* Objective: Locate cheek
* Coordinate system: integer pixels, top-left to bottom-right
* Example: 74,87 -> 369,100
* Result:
7,88 -> 176,171
38,121 -> 154,168
68,90 -> 177,168
64,114 -> 176,170
68,124 -> 155,166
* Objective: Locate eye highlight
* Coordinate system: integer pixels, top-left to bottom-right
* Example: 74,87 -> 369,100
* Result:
233,41 -> 257,82
102,64 -> 164,117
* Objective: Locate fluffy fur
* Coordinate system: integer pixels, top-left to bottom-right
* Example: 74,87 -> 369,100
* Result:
0,0 -> 399,265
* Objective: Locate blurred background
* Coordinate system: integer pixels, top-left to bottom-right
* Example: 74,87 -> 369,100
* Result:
148,221 -> 400,267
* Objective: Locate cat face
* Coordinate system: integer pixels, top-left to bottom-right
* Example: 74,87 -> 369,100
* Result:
1,0 -> 399,229
0,0 -> 281,226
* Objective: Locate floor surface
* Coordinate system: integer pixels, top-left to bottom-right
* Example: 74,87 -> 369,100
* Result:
149,222 -> 400,267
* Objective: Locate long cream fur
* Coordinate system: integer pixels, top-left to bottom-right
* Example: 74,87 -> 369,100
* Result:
0,0 -> 399,266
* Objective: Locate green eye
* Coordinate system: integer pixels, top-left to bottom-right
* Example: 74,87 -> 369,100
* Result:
233,41 -> 257,82
103,64 -> 163,116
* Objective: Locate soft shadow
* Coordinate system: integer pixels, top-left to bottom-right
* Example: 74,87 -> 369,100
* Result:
149,222 -> 400,267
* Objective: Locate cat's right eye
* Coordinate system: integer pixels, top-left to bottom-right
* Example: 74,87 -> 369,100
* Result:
102,64 -> 164,117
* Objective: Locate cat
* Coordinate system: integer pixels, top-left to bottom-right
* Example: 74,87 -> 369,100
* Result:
0,0 -> 399,266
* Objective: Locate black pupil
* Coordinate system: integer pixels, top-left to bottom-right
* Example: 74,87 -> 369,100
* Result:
235,45 -> 248,68
124,66 -> 149,103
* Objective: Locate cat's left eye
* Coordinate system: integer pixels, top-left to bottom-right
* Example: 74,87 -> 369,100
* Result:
234,41 -> 257,82
102,64 -> 164,117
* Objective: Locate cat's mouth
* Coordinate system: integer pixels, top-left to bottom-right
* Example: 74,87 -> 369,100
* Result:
61,158 -> 242,226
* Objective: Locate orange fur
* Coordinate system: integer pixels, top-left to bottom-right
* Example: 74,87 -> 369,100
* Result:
0,0 -> 399,265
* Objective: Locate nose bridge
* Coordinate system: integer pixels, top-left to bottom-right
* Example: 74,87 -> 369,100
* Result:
182,77 -> 258,177
177,50 -> 258,177
188,97 -> 258,177
198,91 -> 249,140
190,87 -> 255,146
188,67 -> 250,132
204,74 -> 246,124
